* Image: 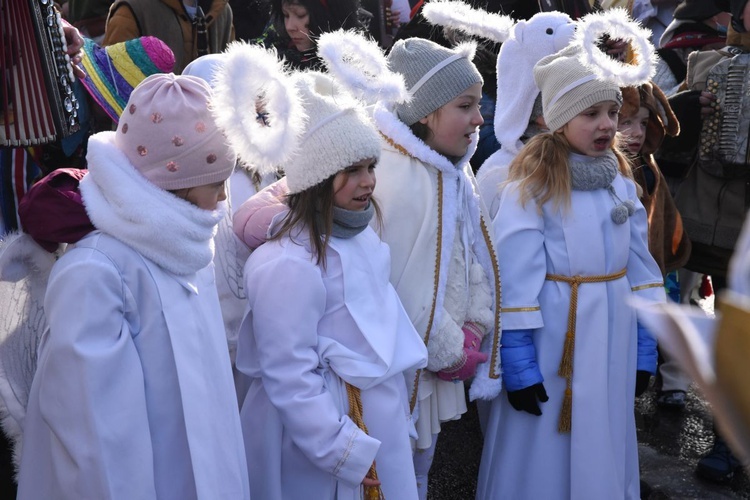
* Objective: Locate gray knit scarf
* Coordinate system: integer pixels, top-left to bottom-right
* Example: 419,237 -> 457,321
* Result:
569,151 -> 635,224
330,202 -> 375,239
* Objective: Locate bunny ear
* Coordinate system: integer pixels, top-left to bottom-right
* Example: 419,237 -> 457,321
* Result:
421,0 -> 514,44
573,8 -> 657,87
211,41 -> 305,175
317,29 -> 409,104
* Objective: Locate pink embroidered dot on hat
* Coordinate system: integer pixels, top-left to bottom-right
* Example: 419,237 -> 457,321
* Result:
115,73 -> 235,190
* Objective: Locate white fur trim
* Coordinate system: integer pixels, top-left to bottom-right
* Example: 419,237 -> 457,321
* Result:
318,30 -> 409,104
212,42 -> 305,174
573,8 -> 657,87
422,0 -> 514,44
372,102 -> 476,174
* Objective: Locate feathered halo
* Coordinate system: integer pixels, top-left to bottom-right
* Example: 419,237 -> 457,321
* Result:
421,0 -> 514,44
573,8 -> 657,87
211,41 -> 305,175
317,29 -> 410,104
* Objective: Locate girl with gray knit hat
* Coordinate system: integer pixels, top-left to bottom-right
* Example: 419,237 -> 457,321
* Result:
370,36 -> 501,499
234,71 -> 427,499
476,42 -> 666,499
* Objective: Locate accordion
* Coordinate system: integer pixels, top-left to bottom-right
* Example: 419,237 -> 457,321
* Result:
1,0 -> 80,146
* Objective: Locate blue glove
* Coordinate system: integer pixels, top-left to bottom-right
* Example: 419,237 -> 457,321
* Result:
500,329 -> 544,391
636,322 -> 658,375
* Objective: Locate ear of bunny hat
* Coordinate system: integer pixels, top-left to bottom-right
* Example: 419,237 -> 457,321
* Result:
421,0 -> 514,44
573,7 -> 658,87
620,81 -> 679,154
210,41 -> 305,176
317,29 -> 409,105
492,11 -> 575,157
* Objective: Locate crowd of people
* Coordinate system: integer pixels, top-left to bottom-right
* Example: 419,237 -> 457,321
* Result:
1,0 -> 749,498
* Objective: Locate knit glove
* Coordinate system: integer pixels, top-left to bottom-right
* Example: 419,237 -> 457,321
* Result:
635,322 -> 657,397
637,322 -> 658,375
501,329 -> 547,415
436,323 -> 488,382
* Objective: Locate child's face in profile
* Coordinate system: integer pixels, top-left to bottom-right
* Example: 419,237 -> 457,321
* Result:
174,181 -> 227,211
618,106 -> 649,155
562,100 -> 619,157
332,158 -> 376,211
419,83 -> 483,159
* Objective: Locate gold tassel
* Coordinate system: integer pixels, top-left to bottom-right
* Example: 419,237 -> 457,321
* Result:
558,383 -> 572,434
558,331 -> 575,378
346,383 -> 386,499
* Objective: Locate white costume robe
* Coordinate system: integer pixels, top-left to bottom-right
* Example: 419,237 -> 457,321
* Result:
17,133 -> 249,500
371,103 -> 502,449
236,226 -> 427,499
477,172 -> 665,499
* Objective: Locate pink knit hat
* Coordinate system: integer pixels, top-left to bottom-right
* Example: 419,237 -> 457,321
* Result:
114,73 -> 235,190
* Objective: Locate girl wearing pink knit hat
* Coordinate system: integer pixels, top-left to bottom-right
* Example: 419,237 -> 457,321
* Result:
16,73 -> 250,500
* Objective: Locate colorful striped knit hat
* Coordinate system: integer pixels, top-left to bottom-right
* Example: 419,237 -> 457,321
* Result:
79,37 -> 175,123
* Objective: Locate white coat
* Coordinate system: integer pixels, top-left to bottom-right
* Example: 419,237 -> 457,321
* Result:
236,225 -> 427,499
477,169 -> 665,500
16,133 -> 250,500
371,103 -> 502,450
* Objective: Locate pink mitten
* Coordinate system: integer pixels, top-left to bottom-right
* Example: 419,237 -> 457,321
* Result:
462,322 -> 483,352
233,178 -> 289,250
436,348 -> 488,382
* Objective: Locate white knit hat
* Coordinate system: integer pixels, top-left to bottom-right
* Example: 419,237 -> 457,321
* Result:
284,72 -> 381,194
533,44 -> 622,133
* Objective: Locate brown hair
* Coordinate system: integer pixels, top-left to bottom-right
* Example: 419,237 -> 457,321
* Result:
270,171 -> 382,269
508,132 -> 633,212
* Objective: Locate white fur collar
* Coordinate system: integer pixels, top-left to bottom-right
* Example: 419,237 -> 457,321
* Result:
372,102 -> 476,174
81,132 -> 225,276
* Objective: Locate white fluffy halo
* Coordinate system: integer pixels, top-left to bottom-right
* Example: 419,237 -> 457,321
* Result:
422,0 -> 514,44
211,41 -> 305,175
317,29 -> 409,104
573,8 -> 657,87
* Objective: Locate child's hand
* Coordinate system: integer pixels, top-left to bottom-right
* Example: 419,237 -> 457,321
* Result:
362,475 -> 381,487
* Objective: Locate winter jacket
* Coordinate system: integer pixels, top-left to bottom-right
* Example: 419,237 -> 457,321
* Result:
103,0 -> 234,73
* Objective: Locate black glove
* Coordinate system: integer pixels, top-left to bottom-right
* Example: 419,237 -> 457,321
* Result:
506,383 -> 549,416
635,370 -> 652,397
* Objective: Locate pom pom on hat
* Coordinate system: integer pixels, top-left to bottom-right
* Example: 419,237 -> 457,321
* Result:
387,38 -> 482,125
284,72 -> 381,194
79,36 -> 175,122
115,73 -> 235,191
533,44 -> 622,133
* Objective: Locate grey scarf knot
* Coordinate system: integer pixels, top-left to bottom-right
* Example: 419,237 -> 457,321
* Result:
569,152 -> 633,225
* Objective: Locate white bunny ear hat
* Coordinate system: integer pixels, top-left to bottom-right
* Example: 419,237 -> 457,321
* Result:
421,0 -> 515,44
210,41 -> 305,176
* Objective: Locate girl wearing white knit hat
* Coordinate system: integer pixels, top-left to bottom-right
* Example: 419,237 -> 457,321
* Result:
477,32 -> 666,499
233,70 -> 427,500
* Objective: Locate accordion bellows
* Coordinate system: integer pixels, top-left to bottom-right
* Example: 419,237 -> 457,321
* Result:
79,36 -> 176,122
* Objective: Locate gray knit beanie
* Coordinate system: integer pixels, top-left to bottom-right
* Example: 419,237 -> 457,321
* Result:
533,44 -> 622,133
284,72 -> 381,194
388,39 -> 483,126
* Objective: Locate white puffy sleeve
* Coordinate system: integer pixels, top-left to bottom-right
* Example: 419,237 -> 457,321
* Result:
243,254 -> 380,487
37,249 -> 156,499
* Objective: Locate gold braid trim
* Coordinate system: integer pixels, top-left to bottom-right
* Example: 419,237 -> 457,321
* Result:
631,282 -> 664,292
409,171 -> 443,413
545,268 -> 627,433
501,306 -> 541,313
381,133 -> 413,158
480,217 -> 502,379
345,383 -> 385,499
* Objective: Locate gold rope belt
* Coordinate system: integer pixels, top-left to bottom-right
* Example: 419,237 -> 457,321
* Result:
545,268 -> 627,433
345,383 -> 385,499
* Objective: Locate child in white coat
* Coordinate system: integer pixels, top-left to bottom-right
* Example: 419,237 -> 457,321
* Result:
16,74 -> 250,499
235,71 -> 428,500
477,44 -> 665,499
371,37 -> 501,499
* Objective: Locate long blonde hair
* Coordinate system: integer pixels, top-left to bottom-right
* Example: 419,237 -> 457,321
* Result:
507,131 -> 633,212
